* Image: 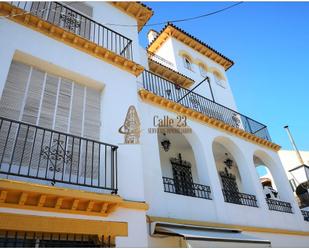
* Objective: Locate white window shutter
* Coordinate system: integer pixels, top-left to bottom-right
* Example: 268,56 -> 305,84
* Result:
38,74 -> 59,129
69,83 -> 85,136
54,78 -> 72,133
0,61 -> 30,120
84,88 -> 101,140
22,68 -> 45,124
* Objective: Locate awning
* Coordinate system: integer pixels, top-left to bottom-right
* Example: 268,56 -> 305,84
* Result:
151,222 -> 271,247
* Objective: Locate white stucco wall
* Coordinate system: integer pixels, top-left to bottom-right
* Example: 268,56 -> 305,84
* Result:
153,36 -> 238,111
139,100 -> 309,235
0,17 -> 148,246
279,150 -> 309,180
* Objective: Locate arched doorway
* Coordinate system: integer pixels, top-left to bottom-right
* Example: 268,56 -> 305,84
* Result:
157,132 -> 211,199
253,151 -> 293,213
212,138 -> 258,207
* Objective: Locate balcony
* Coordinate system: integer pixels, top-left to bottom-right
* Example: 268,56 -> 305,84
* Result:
266,198 -> 293,213
0,117 -> 118,194
0,2 -> 143,75
162,177 -> 211,200
147,51 -> 174,68
141,70 -> 272,142
222,189 -> 258,207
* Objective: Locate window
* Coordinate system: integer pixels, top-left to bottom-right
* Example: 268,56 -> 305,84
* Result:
0,61 -> 101,140
199,64 -> 207,77
183,57 -> 192,71
213,71 -> 226,88
0,231 -> 113,247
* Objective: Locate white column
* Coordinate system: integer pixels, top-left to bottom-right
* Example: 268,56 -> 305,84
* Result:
199,136 -> 227,220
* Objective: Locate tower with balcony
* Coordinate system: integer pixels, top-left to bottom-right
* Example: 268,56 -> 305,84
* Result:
138,23 -> 309,247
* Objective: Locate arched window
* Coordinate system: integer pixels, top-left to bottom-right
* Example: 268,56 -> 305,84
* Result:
183,56 -> 192,71
199,63 -> 207,77
213,70 -> 226,88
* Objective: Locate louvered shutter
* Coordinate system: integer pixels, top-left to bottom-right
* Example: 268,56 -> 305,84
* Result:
0,61 -> 30,165
0,61 -> 101,181
54,78 -> 72,133
0,61 -> 29,120
84,88 -> 101,140
38,74 -> 59,129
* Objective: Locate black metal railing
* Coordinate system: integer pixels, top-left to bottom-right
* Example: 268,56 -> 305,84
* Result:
301,210 -> 309,221
162,177 -> 211,199
147,51 -> 174,68
0,231 -> 113,248
222,189 -> 258,207
0,117 -> 118,193
266,198 -> 293,213
10,1 -> 133,60
141,70 -> 271,141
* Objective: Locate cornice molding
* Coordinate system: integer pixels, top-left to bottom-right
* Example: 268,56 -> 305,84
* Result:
110,2 -> 153,32
148,24 -> 234,71
138,89 -> 281,152
0,179 -> 148,217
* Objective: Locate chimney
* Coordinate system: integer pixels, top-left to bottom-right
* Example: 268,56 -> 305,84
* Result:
147,29 -> 158,44
284,125 -> 305,165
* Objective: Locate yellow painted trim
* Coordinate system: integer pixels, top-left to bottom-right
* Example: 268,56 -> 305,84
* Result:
138,89 -> 281,152
178,50 -> 194,63
110,2 -> 153,32
121,200 -> 149,210
0,2 -> 144,77
148,59 -> 194,88
148,216 -> 309,237
209,67 -> 226,81
195,60 -> 209,73
0,213 -> 128,237
14,51 -> 104,91
149,25 -> 233,71
0,179 -> 148,217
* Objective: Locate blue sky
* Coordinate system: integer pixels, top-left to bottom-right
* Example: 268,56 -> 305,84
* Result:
139,1 -> 309,151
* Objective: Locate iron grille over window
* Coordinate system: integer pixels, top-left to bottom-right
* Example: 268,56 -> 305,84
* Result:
0,231 -> 114,248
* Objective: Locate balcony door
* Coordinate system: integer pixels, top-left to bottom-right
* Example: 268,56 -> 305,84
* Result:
30,2 -> 93,40
0,60 -> 101,184
170,154 -> 195,197
220,169 -> 241,204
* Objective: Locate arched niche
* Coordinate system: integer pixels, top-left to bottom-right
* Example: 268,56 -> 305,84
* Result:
253,150 -> 282,200
212,138 -> 244,193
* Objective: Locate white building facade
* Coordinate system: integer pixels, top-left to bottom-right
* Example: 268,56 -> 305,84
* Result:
0,1 -> 308,247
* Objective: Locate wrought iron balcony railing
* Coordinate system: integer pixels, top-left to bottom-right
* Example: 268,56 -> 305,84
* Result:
147,51 -> 174,68
10,1 -> 133,60
222,189 -> 258,207
141,70 -> 271,141
162,177 -> 211,200
0,231 -> 113,247
0,117 -> 118,193
301,210 -> 309,221
266,198 -> 293,213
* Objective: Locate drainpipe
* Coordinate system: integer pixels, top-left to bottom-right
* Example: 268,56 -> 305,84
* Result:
284,125 -> 304,165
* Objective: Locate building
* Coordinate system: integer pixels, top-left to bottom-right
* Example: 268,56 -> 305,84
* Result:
278,150 -> 309,213
0,1 -> 308,247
